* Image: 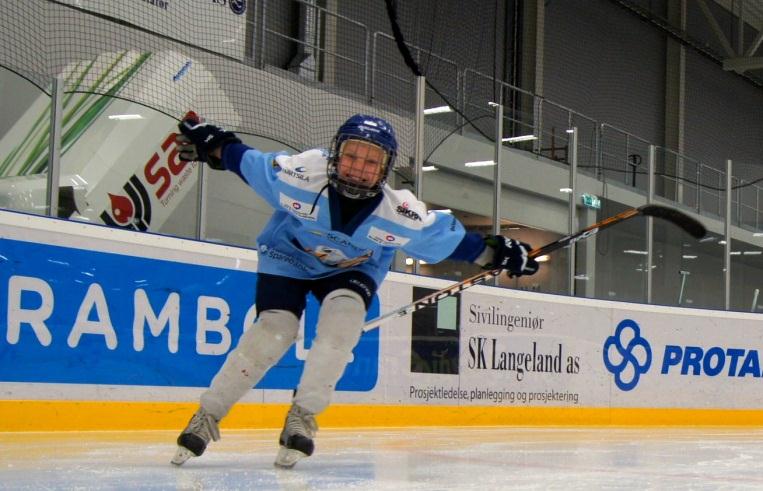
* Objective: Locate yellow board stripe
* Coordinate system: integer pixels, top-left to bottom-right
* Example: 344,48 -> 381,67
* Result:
2,400 -> 763,431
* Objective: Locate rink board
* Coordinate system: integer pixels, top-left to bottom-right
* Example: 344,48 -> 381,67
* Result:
2,210 -> 763,430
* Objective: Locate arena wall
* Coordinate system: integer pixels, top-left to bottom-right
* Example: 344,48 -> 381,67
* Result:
2,209 -> 762,431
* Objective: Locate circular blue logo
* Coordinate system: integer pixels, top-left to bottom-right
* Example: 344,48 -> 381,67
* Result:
230,0 -> 246,15
603,319 -> 652,391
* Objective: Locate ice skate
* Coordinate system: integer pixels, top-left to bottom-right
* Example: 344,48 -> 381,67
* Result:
274,404 -> 318,469
171,407 -> 220,466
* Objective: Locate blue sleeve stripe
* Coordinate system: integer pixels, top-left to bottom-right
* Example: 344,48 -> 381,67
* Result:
447,231 -> 486,262
221,143 -> 251,182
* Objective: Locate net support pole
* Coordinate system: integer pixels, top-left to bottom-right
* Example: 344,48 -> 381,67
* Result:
490,93 -> 504,287
725,159 -> 733,310
647,145 -> 656,303
568,127 -> 578,296
46,75 -> 63,218
752,288 -> 759,312
678,270 -> 689,305
412,75 -> 426,275
196,164 -> 207,240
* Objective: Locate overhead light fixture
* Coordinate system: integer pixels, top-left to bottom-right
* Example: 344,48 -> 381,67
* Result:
623,249 -> 648,255
405,257 -> 414,266
108,114 -> 143,120
744,251 -> 762,255
423,105 -> 453,115
559,187 -> 573,193
422,165 -> 438,172
536,255 -> 550,263
682,255 -> 697,259
502,135 -> 537,143
719,240 -> 727,245
565,129 -> 575,134
434,208 -> 452,214
464,160 -> 495,167
754,232 -> 763,237
699,236 -> 716,243
730,251 -> 741,255
573,274 -> 589,280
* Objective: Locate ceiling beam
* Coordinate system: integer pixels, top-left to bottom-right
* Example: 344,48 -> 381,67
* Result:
698,0 -> 737,57
746,31 -> 763,57
723,56 -> 763,73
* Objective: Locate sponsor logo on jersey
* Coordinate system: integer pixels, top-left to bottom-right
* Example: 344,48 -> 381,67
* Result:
367,226 -> 410,246
281,166 -> 310,182
306,231 -> 369,254
259,244 -> 310,272
303,245 -> 372,268
396,201 -> 422,221
279,193 -> 318,221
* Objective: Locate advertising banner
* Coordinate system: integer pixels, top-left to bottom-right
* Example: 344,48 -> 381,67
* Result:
59,0 -> 248,59
2,210 -> 763,417
0,49 -> 239,233
399,285 -> 763,410
0,216 -> 378,392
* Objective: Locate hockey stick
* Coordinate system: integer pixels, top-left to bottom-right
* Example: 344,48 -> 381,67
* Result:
363,204 -> 706,331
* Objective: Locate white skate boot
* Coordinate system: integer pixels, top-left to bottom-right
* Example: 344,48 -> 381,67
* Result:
171,407 -> 220,466
274,404 -> 318,469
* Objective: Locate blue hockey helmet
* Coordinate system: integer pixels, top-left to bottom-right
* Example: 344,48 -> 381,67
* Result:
328,114 -> 398,199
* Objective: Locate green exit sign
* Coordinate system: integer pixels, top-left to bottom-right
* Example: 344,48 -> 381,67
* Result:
581,193 -> 601,209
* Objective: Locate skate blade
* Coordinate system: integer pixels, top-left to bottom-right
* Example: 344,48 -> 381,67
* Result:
171,446 -> 194,466
274,447 -> 309,469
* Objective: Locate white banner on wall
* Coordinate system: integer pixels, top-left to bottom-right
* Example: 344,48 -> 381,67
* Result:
60,0 -> 248,59
394,285 -> 763,410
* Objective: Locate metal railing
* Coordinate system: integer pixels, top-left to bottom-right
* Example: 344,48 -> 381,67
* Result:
256,13 -> 763,232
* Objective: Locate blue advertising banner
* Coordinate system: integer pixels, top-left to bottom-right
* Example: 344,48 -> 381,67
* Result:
0,238 -> 379,391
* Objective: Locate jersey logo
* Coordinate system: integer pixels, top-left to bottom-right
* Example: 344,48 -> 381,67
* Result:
279,193 -> 318,221
281,166 -> 310,182
302,245 -> 373,268
367,226 -> 410,246
396,201 -> 422,221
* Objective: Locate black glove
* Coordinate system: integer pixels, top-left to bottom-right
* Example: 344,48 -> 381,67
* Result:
176,116 -> 241,170
485,235 -> 539,278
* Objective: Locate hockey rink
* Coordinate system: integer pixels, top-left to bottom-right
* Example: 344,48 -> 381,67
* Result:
2,427 -> 763,490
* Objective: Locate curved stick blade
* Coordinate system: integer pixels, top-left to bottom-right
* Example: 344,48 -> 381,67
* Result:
638,205 -> 706,239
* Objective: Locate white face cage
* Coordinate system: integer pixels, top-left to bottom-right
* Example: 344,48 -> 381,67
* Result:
328,138 -> 392,199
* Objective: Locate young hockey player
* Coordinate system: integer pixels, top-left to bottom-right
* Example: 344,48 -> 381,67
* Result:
171,113 -> 539,468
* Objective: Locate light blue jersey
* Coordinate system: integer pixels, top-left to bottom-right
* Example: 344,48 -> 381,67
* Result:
227,144 -> 468,287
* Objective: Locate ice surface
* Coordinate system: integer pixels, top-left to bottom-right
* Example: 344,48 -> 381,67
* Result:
2,427 -> 763,490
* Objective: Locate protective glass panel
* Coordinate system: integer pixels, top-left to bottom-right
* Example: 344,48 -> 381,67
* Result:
0,67 -> 51,216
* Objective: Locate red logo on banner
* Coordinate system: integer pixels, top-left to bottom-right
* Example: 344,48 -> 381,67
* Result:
107,193 -> 135,225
